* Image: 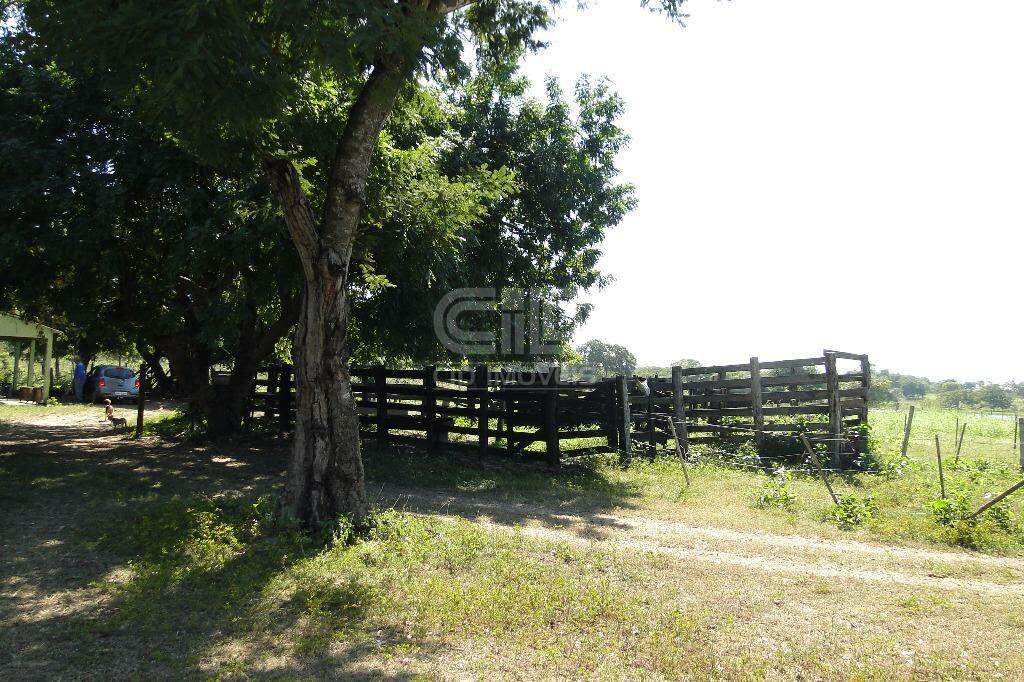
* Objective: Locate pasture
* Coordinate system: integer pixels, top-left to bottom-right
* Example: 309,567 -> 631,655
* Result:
3,401 -> 1024,678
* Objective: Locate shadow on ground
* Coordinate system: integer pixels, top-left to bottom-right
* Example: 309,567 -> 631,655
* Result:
0,416 -> 638,677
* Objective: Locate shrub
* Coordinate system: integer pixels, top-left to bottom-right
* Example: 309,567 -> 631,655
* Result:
825,494 -> 876,530
755,469 -> 795,511
927,493 -> 1019,550
928,494 -> 972,527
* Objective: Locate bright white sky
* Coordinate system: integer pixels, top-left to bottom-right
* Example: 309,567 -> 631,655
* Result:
521,0 -> 1024,382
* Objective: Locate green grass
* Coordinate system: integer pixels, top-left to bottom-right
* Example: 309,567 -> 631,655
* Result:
362,407 -> 1024,554
6,404 -> 1024,677
0,400 -> 96,422
46,493 -> 1024,678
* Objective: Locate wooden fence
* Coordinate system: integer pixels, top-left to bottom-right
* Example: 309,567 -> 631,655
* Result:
636,350 -> 870,467
249,365 -> 617,467
244,350 -> 869,468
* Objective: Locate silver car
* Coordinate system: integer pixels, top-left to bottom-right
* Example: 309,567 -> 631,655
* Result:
86,365 -> 140,403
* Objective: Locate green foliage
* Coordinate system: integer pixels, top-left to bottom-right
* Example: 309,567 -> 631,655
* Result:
574,339 -> 637,377
938,384 -> 1014,410
755,469 -> 796,511
825,494 -> 876,530
927,493 -> 1021,551
867,374 -> 898,404
927,493 -> 973,527
0,28 -> 300,373
5,3 -> 654,376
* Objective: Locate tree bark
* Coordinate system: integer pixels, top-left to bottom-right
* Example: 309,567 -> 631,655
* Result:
266,57 -> 411,529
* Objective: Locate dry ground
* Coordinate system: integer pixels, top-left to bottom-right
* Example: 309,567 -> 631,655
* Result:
3,404 -> 1024,679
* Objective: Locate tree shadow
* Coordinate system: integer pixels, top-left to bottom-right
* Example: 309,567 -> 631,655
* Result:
362,445 -> 647,541
1,417 -> 647,677
0,421 -> 461,678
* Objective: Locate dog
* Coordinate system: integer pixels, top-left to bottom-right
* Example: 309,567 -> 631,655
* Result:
102,399 -> 128,428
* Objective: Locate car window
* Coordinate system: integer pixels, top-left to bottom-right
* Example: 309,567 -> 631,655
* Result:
102,367 -> 136,380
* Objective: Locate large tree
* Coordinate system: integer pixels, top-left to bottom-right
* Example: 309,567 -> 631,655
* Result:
20,0 -> 688,529
0,32 -> 301,430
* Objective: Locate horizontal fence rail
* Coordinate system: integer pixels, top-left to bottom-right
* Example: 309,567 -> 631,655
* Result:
238,350 -> 869,469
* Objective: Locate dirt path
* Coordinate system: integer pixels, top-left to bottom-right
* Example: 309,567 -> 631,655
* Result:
387,490 -> 1024,595
4,408 -> 1024,678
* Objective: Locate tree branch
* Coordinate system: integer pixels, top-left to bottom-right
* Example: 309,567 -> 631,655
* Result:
321,57 -> 413,259
264,157 -> 320,282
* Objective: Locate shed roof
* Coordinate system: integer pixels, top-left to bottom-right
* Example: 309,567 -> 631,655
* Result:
0,313 -> 60,339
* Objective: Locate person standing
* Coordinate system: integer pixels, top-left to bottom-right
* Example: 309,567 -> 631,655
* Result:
73,358 -> 86,402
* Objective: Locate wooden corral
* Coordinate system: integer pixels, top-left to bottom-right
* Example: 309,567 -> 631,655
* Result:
638,350 -> 870,468
247,349 -> 870,468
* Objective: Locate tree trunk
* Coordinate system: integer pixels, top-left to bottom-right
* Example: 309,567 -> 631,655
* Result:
278,265 -> 367,526
266,57 -> 411,529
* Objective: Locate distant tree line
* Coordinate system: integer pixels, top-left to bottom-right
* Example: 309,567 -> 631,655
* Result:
870,370 -> 1021,410
566,343 -> 1021,411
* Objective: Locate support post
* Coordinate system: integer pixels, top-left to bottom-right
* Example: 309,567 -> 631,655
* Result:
618,375 -> 632,465
40,334 -> 52,404
801,433 -> 839,504
824,351 -> 841,466
134,363 -> 147,438
901,405 -> 915,459
11,342 -> 20,398
969,479 -> 1024,519
666,416 -> 690,486
424,366 -> 437,454
543,366 -> 560,468
935,434 -> 946,499
750,356 -> 764,450
473,364 -> 489,456
27,339 -> 35,390
375,364 -> 388,447
671,366 -> 688,458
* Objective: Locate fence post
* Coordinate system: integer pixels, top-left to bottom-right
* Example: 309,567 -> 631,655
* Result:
134,363 -> 147,439
671,366 -> 688,458
475,364 -> 489,456
506,373 -> 517,457
618,375 -> 632,464
543,366 -> 560,468
750,356 -> 764,450
375,365 -> 388,447
711,370 -> 726,427
857,354 -> 871,452
266,367 -> 278,421
424,366 -> 437,454
278,365 -> 291,433
824,351 -> 842,466
603,379 -> 619,450
900,405 -> 915,459
646,378 -> 656,460
1018,417 -> 1024,470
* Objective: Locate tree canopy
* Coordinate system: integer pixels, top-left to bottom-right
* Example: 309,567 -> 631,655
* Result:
6,0 -> 691,527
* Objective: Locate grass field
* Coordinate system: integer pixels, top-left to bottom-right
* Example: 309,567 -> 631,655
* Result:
364,406 -> 1024,554
4,402 -> 1024,678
